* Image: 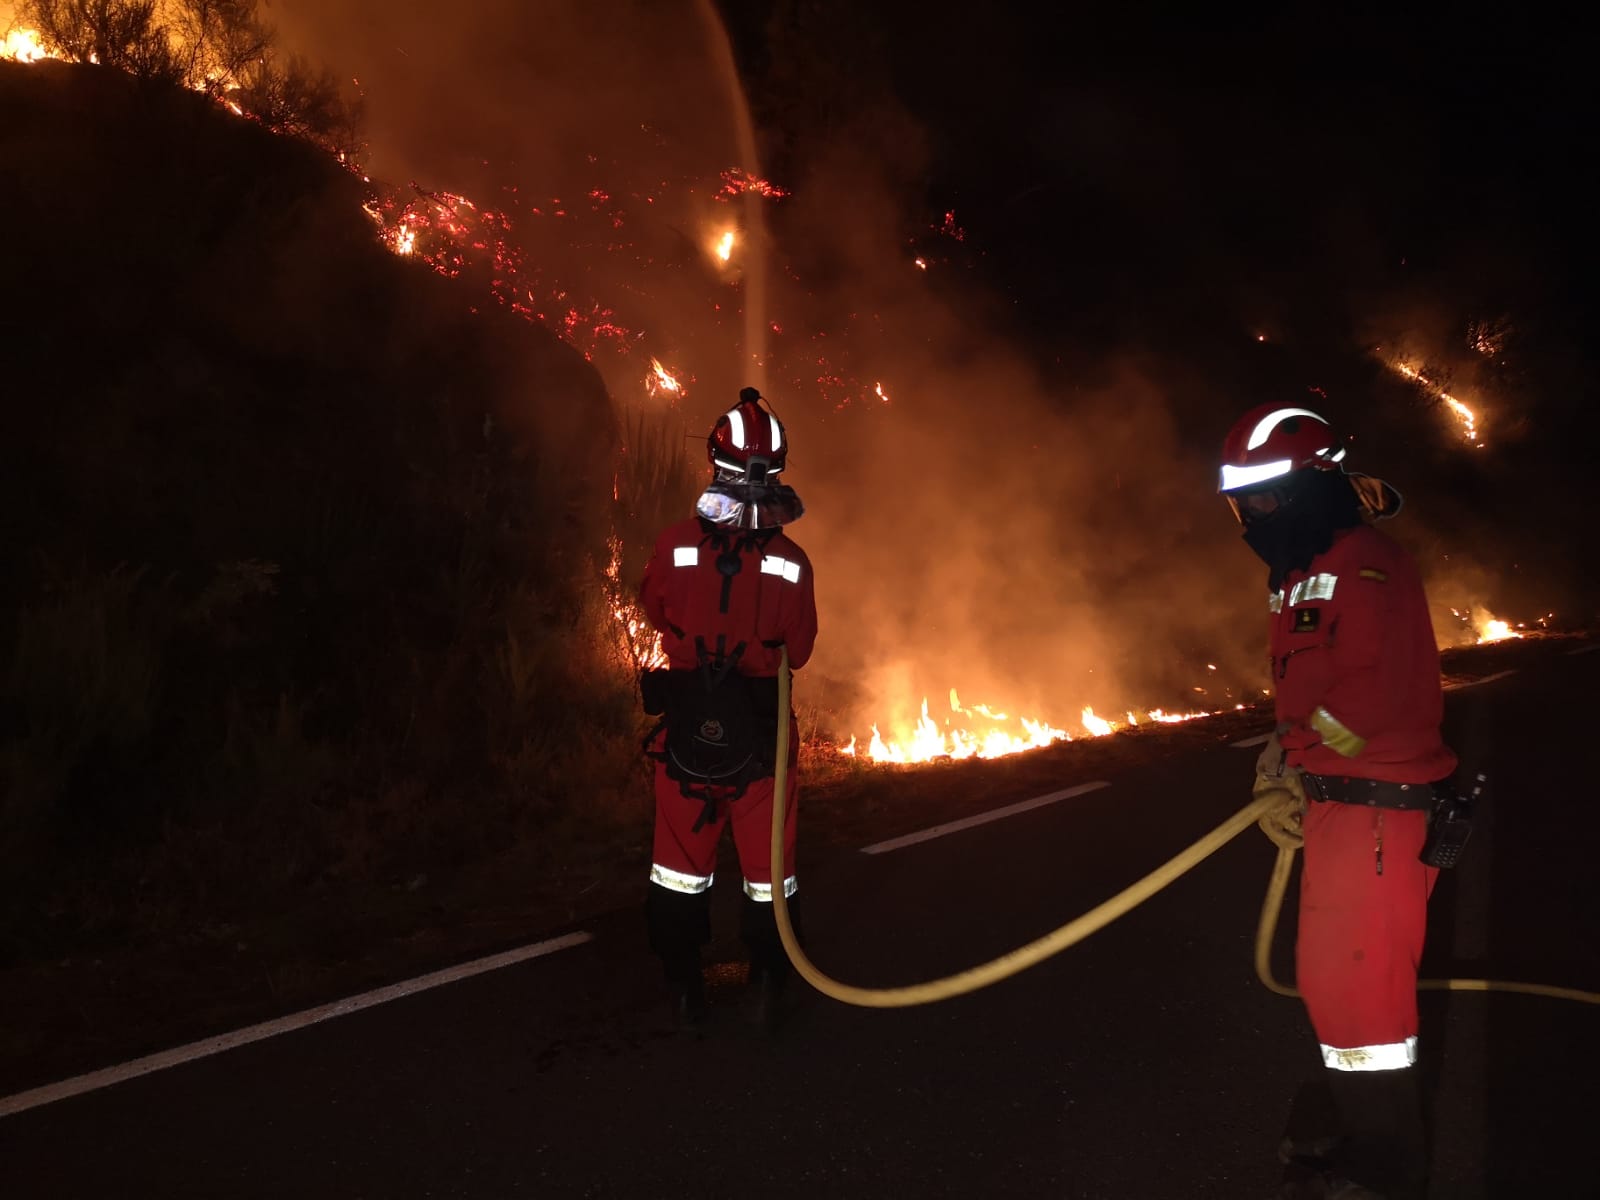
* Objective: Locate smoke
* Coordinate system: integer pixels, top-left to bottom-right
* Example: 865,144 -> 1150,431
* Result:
256,0 -> 1272,744
259,1 -> 1576,749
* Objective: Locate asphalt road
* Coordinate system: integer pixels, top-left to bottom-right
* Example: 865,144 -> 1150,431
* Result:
3,638 -> 1597,1199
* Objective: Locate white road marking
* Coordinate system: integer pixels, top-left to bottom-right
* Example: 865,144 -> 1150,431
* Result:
1231,733 -> 1273,748
860,782 -> 1110,855
0,930 -> 593,1120
1445,669 -> 1517,691
1567,643 -> 1600,656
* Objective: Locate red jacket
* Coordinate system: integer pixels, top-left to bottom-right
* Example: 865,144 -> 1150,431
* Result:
639,517 -> 817,677
1271,524 -> 1457,783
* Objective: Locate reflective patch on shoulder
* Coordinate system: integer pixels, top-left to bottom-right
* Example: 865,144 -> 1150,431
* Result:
760,554 -> 802,583
1359,567 -> 1389,582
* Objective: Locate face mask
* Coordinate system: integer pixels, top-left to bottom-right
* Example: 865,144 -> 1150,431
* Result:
1239,469 -> 1362,589
695,482 -> 805,528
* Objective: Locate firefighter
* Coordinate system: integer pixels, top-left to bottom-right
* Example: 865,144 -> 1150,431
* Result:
637,387 -> 818,1032
1218,402 -> 1457,1199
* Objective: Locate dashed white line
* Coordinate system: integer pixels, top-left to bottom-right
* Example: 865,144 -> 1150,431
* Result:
1567,643 -> 1600,656
1231,733 -> 1274,748
860,782 -> 1111,855
0,930 -> 593,1120
1445,669 -> 1517,691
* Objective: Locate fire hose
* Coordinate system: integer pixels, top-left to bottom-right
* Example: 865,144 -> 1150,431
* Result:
768,647 -> 1600,1009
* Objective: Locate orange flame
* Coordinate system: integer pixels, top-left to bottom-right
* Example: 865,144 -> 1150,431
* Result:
646,357 -> 683,398
1,27 -> 53,62
1389,360 -> 1483,447
839,688 -> 1215,763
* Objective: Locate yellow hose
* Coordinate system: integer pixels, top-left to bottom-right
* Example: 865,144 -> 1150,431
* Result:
770,647 -> 1600,1008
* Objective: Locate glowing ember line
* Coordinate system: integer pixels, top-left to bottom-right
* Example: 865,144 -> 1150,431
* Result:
842,689 -> 1217,763
1389,360 -> 1483,447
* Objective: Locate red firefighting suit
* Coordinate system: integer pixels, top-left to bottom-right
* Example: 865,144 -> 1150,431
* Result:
638,515 -> 818,986
1270,520 -> 1456,1179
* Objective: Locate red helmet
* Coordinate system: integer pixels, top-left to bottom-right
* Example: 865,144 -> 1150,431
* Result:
707,387 -> 787,483
1218,403 -> 1349,525
1218,403 -> 1346,491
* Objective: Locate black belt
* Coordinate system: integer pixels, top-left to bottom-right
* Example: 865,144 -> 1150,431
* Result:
1302,773 -> 1435,810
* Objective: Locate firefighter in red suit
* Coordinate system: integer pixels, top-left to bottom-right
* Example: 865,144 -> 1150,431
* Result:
638,387 -> 817,1030
1218,402 -> 1457,1200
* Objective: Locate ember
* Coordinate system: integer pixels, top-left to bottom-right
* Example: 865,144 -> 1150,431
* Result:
1388,359 -> 1484,447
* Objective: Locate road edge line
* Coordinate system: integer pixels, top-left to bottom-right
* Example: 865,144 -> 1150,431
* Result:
0,930 -> 593,1120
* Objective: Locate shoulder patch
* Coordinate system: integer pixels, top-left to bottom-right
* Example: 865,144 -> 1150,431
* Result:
1359,567 -> 1389,583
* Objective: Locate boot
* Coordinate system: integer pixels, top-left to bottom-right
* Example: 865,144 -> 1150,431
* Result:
666,970 -> 707,1030
740,892 -> 800,1034
1322,1066 -> 1429,1200
647,883 -> 711,1029
1278,1075 -> 1345,1167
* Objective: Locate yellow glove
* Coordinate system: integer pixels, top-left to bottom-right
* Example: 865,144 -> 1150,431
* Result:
1255,728 -> 1288,779
1309,705 -> 1367,758
1254,771 -> 1305,850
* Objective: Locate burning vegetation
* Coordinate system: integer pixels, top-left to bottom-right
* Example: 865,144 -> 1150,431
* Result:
2,0 -> 1554,791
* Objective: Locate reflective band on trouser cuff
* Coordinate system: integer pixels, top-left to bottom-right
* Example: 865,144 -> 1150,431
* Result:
742,876 -> 798,902
651,864 -> 714,894
1321,1036 -> 1418,1072
760,554 -> 802,582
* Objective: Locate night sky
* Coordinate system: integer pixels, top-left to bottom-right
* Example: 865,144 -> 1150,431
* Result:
725,4 -> 1595,391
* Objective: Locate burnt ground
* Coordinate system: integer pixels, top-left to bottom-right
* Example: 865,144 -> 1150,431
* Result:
0,632 -> 1567,1101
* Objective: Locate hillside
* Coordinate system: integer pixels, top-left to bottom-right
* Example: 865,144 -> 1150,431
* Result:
0,59 -> 658,971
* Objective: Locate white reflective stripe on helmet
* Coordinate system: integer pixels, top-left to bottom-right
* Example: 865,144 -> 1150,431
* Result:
1329,447 -> 1348,462
1220,459 -> 1294,490
1288,573 -> 1337,605
1246,407 -> 1326,450
743,875 -> 798,902
760,555 -> 802,583
726,407 -> 746,448
769,414 -> 783,452
651,864 -> 714,894
1322,1036 -> 1418,1072
673,546 -> 699,567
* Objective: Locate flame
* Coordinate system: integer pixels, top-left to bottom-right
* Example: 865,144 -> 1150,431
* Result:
2,26 -> 53,62
713,228 -> 735,262
646,357 -> 683,398
1389,359 -> 1484,447
1449,606 -> 1525,645
603,534 -> 664,672
874,381 -> 891,403
839,687 -> 1215,762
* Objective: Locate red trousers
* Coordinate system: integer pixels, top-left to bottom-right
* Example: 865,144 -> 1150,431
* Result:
649,760 -> 799,901
1296,800 -> 1439,1070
